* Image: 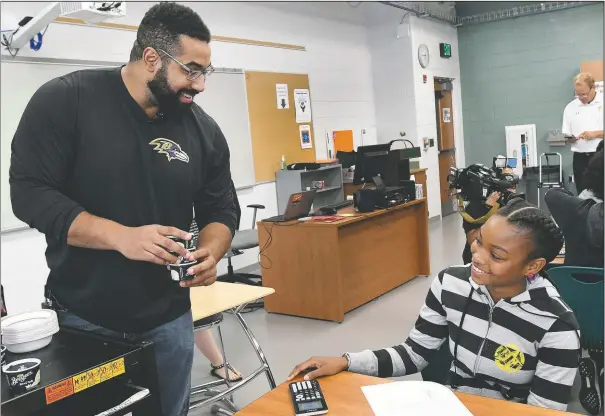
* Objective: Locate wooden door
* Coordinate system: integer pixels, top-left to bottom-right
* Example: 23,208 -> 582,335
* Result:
436,90 -> 455,150
438,151 -> 456,203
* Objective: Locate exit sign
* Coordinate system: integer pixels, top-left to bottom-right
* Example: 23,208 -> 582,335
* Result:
440,43 -> 452,58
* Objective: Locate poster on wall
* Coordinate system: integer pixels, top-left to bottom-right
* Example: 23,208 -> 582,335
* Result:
294,89 -> 312,123
442,108 -> 451,123
596,80 -> 604,95
299,125 -> 312,149
276,84 -> 289,109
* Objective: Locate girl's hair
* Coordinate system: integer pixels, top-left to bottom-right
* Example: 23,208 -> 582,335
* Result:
495,198 -> 564,266
583,149 -> 604,200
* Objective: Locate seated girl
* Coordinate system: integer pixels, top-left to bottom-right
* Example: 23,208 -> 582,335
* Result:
288,199 -> 580,411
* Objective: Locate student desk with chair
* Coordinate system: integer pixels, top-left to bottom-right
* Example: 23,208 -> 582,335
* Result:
257,197 -> 430,322
235,372 -> 582,415
188,282 -> 276,414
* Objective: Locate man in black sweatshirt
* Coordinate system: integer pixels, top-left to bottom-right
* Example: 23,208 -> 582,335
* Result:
9,4 -> 236,415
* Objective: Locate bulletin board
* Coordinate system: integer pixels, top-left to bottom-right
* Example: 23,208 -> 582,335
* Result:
245,72 -> 316,182
581,60 -> 604,82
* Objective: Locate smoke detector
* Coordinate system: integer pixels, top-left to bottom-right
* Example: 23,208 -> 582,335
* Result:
60,2 -> 126,24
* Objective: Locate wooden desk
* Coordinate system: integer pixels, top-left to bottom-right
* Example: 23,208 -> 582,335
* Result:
258,198 -> 430,321
190,282 -> 275,321
343,168 -> 428,199
236,372 -> 580,416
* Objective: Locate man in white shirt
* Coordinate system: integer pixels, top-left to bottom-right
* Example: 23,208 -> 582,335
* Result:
562,72 -> 603,194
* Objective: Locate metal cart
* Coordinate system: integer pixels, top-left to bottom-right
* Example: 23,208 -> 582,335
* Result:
537,152 -> 564,209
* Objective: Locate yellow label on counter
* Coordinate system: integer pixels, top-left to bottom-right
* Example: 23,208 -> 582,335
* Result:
72,357 -> 126,393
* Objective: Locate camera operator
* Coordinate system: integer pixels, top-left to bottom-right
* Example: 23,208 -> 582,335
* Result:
461,191 -> 501,264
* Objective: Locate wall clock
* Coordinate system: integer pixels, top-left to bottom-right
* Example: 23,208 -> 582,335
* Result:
418,44 -> 429,68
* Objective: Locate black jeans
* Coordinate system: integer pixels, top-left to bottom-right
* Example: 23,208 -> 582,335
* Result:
573,151 -> 596,195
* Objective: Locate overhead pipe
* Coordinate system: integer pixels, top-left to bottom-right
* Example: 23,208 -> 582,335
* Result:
380,1 -> 594,27
378,1 -> 458,25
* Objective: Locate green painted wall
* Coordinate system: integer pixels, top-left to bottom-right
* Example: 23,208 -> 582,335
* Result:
459,3 -> 603,182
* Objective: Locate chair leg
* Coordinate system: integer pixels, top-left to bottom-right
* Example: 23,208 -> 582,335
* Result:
216,325 -> 237,405
233,306 -> 276,389
216,326 -> 231,389
227,258 -> 235,280
211,404 -> 235,415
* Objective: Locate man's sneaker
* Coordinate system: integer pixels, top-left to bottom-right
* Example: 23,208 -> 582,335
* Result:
579,357 -> 602,415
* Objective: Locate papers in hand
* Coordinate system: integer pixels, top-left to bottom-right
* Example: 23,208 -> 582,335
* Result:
361,381 -> 473,416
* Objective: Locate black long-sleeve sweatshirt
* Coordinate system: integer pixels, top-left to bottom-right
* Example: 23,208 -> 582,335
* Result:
545,188 -> 603,268
9,67 -> 237,332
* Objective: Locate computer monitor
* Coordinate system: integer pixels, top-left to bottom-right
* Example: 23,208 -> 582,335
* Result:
493,156 -> 518,169
353,144 -> 392,185
336,150 -> 356,169
382,150 -> 411,187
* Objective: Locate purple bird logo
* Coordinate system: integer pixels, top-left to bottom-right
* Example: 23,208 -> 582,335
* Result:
149,138 -> 190,163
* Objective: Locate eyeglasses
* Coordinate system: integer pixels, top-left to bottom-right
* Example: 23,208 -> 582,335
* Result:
157,48 -> 214,81
575,88 -> 594,99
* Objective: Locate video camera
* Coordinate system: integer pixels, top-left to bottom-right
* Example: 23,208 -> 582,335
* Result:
447,162 -> 521,206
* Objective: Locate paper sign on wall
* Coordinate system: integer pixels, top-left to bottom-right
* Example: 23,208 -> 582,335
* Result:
299,125 -> 312,149
276,84 -> 289,109
294,89 -> 312,123
442,108 -> 451,123
596,81 -> 604,95
333,130 -> 354,152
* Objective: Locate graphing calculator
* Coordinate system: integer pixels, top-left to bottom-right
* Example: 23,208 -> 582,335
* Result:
289,380 -> 328,415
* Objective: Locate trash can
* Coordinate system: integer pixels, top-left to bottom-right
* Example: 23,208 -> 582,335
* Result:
518,167 -> 539,207
519,160 -> 564,215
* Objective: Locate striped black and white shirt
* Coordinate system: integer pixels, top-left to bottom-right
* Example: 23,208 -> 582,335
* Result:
347,265 -> 581,411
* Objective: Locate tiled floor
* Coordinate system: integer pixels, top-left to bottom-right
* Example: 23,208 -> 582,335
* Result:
189,213 -> 593,415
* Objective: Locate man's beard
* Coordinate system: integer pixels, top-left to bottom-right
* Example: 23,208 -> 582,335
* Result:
147,65 -> 197,115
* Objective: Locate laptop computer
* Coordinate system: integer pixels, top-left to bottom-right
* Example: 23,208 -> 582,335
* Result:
262,190 -> 317,222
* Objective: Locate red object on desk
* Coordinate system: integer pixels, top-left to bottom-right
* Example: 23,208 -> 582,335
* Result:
310,216 -> 343,223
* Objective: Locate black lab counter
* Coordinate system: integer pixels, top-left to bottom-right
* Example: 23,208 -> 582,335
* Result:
1,327 -> 161,416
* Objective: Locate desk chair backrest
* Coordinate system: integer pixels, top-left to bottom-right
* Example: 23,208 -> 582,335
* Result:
229,180 -> 263,230
547,266 -> 604,351
189,180 -> 241,240
231,180 -> 242,231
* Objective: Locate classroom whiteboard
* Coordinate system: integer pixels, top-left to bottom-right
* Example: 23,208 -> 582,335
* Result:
1,58 -> 255,232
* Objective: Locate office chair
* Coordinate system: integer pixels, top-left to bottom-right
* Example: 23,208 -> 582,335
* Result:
189,312 -> 238,415
217,182 -> 265,309
548,267 -> 604,351
548,266 -> 604,415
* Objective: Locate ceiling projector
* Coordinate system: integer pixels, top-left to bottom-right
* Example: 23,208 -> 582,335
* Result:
6,2 -> 126,50
60,2 -> 127,23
